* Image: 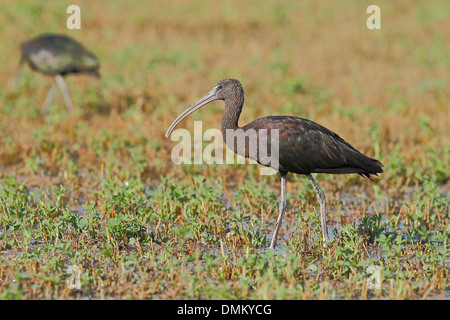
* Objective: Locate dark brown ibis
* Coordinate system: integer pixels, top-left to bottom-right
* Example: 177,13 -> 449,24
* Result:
165,78 -> 383,249
16,34 -> 100,114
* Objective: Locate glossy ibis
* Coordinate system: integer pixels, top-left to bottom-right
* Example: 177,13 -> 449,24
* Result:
17,34 -> 100,114
165,78 -> 383,249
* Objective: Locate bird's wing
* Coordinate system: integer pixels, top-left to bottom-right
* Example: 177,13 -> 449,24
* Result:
245,116 -> 372,174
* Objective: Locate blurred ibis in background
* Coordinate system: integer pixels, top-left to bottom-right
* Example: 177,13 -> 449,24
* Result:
165,78 -> 383,249
17,34 -> 100,114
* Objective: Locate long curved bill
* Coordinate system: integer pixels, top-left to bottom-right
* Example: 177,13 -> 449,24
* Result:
165,88 -> 217,138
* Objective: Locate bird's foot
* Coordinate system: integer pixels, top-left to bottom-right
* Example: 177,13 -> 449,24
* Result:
322,236 -> 330,249
269,241 -> 276,250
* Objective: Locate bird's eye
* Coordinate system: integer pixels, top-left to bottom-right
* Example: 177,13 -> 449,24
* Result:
216,85 -> 222,90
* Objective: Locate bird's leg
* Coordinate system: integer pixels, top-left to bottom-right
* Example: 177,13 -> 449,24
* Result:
54,74 -> 73,112
306,173 -> 330,244
270,171 -> 287,249
14,56 -> 26,88
41,83 -> 58,115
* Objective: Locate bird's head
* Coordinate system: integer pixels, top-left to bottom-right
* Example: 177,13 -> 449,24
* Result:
212,78 -> 244,101
165,78 -> 244,138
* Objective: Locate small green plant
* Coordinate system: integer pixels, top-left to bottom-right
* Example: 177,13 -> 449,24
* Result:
358,212 -> 385,244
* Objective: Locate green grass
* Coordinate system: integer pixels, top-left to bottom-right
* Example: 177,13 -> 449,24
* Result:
0,173 -> 447,299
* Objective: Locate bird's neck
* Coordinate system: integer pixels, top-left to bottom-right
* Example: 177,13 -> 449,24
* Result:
221,97 -> 243,138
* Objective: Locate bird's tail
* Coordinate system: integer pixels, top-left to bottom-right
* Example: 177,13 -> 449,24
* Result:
357,157 -> 383,181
